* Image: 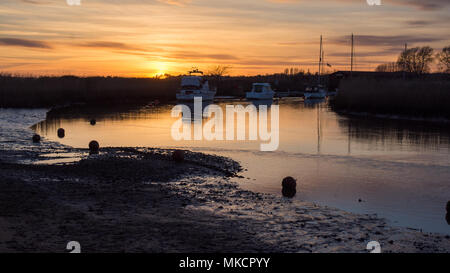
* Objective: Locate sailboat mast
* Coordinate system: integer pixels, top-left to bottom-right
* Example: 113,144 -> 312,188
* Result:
322,50 -> 325,75
350,33 -> 354,77
318,35 -> 323,84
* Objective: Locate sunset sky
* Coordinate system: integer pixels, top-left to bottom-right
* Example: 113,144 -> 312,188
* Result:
0,0 -> 449,76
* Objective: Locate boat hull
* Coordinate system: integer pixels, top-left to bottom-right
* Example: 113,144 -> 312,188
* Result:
246,92 -> 275,100
304,91 -> 326,100
176,91 -> 216,101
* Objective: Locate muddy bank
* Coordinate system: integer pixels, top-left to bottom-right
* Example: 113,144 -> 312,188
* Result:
0,146 -> 449,253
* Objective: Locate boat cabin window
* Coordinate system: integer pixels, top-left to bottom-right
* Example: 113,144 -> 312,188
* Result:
254,85 -> 264,93
181,77 -> 202,90
182,85 -> 200,90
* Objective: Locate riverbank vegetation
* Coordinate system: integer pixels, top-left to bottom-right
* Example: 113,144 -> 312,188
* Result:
0,75 -> 180,108
0,72 -> 318,108
335,45 -> 450,119
331,77 -> 450,119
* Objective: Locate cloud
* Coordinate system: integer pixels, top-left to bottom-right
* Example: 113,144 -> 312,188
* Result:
405,20 -> 433,26
20,0 -> 53,4
168,51 -> 240,61
395,0 -> 450,10
328,48 -> 401,58
157,0 -> 192,6
77,41 -> 145,51
330,35 -> 443,47
268,0 -> 450,10
0,38 -> 52,49
240,59 -> 316,66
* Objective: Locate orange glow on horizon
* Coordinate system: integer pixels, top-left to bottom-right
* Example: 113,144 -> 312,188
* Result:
0,1 -> 449,76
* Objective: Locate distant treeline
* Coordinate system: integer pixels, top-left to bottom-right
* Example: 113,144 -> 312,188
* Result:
376,46 -> 450,74
211,73 -> 319,96
0,73 -> 320,108
3,72 -> 450,112
331,75 -> 450,119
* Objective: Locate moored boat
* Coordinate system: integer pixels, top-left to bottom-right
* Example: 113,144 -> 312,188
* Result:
176,69 -> 216,101
246,83 -> 275,100
304,85 -> 327,100
304,35 -> 328,100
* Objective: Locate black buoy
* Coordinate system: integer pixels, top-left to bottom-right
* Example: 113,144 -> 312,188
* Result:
89,140 -> 100,154
446,213 -> 450,225
90,119 -> 96,126
446,201 -> 450,213
281,176 -> 297,198
32,134 -> 41,143
172,150 -> 185,162
57,128 -> 65,138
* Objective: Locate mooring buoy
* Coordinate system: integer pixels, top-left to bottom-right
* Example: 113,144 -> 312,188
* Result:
281,176 -> 297,198
89,140 -> 100,154
57,128 -> 65,138
32,134 -> 41,143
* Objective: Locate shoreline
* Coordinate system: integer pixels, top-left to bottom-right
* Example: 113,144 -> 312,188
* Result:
0,109 -> 450,253
1,146 -> 449,253
334,109 -> 450,124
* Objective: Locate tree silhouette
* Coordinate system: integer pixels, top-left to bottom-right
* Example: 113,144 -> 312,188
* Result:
397,46 -> 434,74
375,62 -> 400,72
207,65 -> 232,95
437,46 -> 450,73
207,65 -> 231,77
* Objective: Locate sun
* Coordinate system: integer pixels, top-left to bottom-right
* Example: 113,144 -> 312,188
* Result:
151,62 -> 168,78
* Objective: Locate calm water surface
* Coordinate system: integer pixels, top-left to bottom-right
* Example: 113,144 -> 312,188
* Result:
34,99 -> 450,234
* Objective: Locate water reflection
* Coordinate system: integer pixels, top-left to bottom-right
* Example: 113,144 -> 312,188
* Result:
33,103 -> 171,137
304,98 -> 326,107
33,99 -> 450,234
249,99 -> 273,108
178,101 -> 213,123
338,114 -> 450,152
34,100 -> 450,157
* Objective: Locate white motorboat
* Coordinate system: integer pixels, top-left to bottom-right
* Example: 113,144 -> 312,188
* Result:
246,83 -> 275,100
176,69 -> 216,101
304,85 -> 327,100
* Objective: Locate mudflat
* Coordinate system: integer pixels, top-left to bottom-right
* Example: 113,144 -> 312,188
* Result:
1,147 -> 449,253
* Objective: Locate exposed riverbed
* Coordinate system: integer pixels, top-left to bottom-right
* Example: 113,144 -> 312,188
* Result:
0,107 -> 450,252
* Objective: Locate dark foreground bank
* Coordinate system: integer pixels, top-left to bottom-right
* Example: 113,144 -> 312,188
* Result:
1,146 -> 450,253
1,109 -> 450,253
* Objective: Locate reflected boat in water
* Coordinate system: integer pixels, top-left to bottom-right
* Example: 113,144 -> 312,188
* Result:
249,99 -> 273,108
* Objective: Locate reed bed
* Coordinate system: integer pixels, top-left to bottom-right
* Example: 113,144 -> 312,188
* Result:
331,77 -> 450,119
0,75 -> 179,107
0,73 -> 318,107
